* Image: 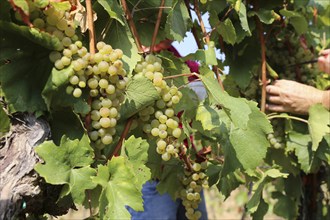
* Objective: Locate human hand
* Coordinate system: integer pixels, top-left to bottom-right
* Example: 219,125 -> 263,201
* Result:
266,80 -> 328,115
318,49 -> 330,74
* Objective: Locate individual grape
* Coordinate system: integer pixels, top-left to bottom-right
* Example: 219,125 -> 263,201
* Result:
72,88 -> 82,98
99,79 -> 109,89
64,26 -> 75,37
54,59 -> 64,69
49,51 -> 61,63
101,134 -> 113,145
172,128 -> 182,138
161,152 -> 171,161
151,128 -> 160,137
100,118 -> 111,128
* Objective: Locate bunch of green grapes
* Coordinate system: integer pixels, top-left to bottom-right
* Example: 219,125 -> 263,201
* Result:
15,1 -> 78,52
266,33 -> 318,85
87,43 -> 127,149
133,54 -> 184,161
180,162 -> 209,220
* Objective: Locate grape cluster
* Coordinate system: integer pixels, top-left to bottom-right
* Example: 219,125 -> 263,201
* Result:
133,54 -> 184,161
21,2 -> 127,148
180,162 -> 209,220
266,33 -> 318,85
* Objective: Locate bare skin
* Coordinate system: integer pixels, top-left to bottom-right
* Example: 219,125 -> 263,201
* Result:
266,51 -> 330,115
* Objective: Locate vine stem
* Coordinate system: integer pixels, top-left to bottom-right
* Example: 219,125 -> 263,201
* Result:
184,0 -> 202,49
107,117 -> 134,161
193,0 -> 224,91
267,114 -> 309,124
180,147 -> 193,171
150,0 -> 165,53
86,0 -> 95,54
163,73 -> 194,80
121,0 -> 143,53
255,1 -> 267,113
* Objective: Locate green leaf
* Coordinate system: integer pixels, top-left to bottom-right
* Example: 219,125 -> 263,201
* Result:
123,136 -> 151,191
0,0 -> 12,21
12,0 -> 29,15
35,135 -> 96,204
229,101 -> 272,169
97,0 -> 124,25
120,77 -> 160,119
217,170 -> 244,198
251,197 -> 269,220
308,104 -> 330,151
0,105 -> 10,133
102,21 -> 141,74
92,157 -> 144,219
49,110 -> 85,145
237,2 -> 250,34
195,103 -> 221,131
0,31 -> 51,113
266,62 -> 279,79
246,181 -> 265,213
33,0 -> 49,9
199,68 -> 252,129
50,1 -> 71,11
209,10 -> 238,45
287,131 -> 323,173
41,65 -> 76,110
184,45 -> 217,65
273,193 -> 299,219
265,169 -> 289,178
280,9 -> 308,35
248,9 -> 278,24
0,21 -> 62,50
157,160 -> 184,200
165,0 -> 191,41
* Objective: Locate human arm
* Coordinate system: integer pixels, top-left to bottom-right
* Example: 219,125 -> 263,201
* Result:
266,80 -> 330,115
318,49 -> 330,74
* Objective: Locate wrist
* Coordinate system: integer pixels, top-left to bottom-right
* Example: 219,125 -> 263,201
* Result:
322,90 -> 330,110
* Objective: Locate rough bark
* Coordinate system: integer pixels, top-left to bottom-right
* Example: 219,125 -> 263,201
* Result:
0,113 -> 70,219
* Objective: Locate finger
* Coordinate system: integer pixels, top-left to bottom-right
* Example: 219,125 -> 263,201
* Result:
266,85 -> 281,95
266,104 -> 288,113
267,95 -> 282,104
319,49 -> 330,56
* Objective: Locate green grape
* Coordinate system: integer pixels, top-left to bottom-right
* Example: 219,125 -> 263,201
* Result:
49,51 -> 61,63
161,152 -> 171,161
100,118 -> 111,128
99,79 -> 109,89
192,163 -> 201,172
151,128 -> 160,137
172,128 -> 182,138
72,88 -> 82,98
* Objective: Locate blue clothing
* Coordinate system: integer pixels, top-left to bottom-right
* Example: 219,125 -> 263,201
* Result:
127,180 -> 208,220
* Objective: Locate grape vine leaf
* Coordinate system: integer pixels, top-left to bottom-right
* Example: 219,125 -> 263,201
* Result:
120,77 -> 160,119
251,197 -> 269,220
158,50 -> 190,86
248,9 -> 279,24
273,193 -> 299,219
50,1 -> 72,11
97,0 -> 124,25
41,66 -> 76,110
184,46 -> 217,65
195,103 -> 221,131
308,104 -> 330,151
11,0 -> 29,16
33,0 -> 49,9
0,31 -> 51,113
157,160 -> 184,200
103,20 -> 141,74
165,0 -> 191,42
229,101 -> 272,170
122,136 -> 151,191
199,68 -> 252,129
49,109 -> 85,145
217,170 -> 244,198
0,105 -> 10,133
236,2 -> 251,34
0,21 -> 62,50
209,13 -> 236,46
92,157 -> 145,219
279,9 -> 308,35
34,135 -> 96,204
0,0 -> 11,21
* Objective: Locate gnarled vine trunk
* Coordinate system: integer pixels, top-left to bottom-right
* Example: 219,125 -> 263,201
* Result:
0,113 -> 69,219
